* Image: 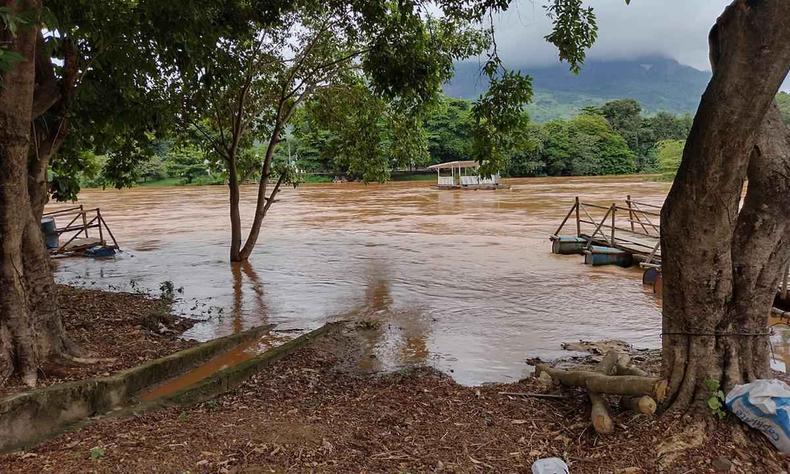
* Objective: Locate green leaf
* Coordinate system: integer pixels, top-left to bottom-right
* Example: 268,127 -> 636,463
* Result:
89,446 -> 105,460
0,49 -> 25,73
707,397 -> 722,411
703,378 -> 720,392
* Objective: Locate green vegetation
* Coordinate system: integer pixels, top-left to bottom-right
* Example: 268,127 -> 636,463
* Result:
778,92 -> 790,124
446,58 -> 713,120
655,139 -> 686,180
704,379 -> 726,419
75,95 -> 698,186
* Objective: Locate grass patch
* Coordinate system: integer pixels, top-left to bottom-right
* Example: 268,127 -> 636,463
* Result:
136,176 -> 225,187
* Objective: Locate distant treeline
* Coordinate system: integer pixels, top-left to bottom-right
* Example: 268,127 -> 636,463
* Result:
281,96 -> 692,180
291,94 -> 694,179
79,92 -> 790,187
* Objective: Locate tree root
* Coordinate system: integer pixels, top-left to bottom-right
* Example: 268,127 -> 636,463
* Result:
656,418 -> 707,471
59,355 -> 117,365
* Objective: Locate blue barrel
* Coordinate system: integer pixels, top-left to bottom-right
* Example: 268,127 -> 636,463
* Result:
584,245 -> 634,267
40,217 -> 59,249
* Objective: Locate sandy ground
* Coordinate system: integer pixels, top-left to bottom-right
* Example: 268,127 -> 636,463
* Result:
0,285 -> 196,397
1,323 -> 787,473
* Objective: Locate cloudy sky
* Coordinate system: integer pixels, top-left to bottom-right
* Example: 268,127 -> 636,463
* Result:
486,0 -> 788,89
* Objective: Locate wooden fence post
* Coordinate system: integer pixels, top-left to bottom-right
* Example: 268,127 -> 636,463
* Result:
610,203 -> 616,246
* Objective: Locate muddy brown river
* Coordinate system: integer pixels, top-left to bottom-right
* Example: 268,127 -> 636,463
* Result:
51,176 -> 671,385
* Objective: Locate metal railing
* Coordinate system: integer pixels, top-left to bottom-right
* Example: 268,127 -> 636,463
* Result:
42,205 -> 119,254
551,195 -> 662,263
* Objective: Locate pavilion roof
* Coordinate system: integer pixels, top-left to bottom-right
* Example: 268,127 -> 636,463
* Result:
427,160 -> 479,170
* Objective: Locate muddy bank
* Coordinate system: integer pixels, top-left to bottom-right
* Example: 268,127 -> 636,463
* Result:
2,323 -> 786,473
0,285 -> 196,397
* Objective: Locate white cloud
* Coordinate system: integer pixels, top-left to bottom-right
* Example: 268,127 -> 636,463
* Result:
489,0 -> 726,69
487,0 -> 788,89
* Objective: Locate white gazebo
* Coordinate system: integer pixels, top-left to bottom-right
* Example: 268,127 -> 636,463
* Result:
426,160 -> 504,189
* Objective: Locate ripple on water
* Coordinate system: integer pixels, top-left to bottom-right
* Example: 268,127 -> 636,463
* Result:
50,176 -> 668,385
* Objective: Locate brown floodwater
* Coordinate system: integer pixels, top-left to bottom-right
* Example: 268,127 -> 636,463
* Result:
50,175 -> 671,385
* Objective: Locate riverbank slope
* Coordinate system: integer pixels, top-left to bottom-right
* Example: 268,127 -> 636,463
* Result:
2,322 -> 785,473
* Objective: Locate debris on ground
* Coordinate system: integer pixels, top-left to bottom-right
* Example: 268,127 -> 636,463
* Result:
1,323 -> 787,473
560,339 -> 632,356
0,285 -> 196,397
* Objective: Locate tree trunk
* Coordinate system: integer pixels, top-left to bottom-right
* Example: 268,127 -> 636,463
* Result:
0,0 -> 76,385
661,0 -> 790,410
238,122 -> 284,262
228,158 -> 243,262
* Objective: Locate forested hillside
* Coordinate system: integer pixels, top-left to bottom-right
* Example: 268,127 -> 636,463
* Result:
445,57 -> 711,121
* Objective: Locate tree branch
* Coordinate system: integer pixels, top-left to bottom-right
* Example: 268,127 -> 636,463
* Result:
31,33 -> 59,119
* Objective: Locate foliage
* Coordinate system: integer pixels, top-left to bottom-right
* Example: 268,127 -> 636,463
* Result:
424,96 -> 474,163
655,139 -> 685,180
544,0 -> 597,74
20,0 -> 614,202
293,81 -> 431,182
596,98 -> 641,150
159,280 -> 176,301
504,123 -> 546,176
778,92 -> 790,125
471,69 -> 533,176
704,378 -> 726,419
89,446 -> 105,460
539,113 -> 635,176
138,155 -> 168,183
585,99 -> 691,172
165,146 -> 209,184
447,57 -> 713,121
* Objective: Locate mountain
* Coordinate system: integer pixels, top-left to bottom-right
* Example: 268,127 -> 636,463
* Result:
444,57 -> 711,122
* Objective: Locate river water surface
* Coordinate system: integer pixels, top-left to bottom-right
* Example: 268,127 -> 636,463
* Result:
51,176 -> 670,385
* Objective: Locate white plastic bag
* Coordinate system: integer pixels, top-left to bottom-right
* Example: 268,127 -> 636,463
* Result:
531,457 -> 569,474
726,379 -> 790,453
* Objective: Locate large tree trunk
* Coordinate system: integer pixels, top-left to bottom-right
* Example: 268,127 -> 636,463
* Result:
0,0 -> 76,385
661,0 -> 790,410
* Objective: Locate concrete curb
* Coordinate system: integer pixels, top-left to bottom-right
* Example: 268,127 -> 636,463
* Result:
0,324 -> 273,453
161,322 -> 333,406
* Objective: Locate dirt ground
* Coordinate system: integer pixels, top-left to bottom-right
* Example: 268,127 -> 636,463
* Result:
1,323 -> 788,473
0,285 -> 196,397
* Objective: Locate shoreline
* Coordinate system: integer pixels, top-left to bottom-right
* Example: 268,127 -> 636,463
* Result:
1,321 -> 785,473
0,285 -> 197,398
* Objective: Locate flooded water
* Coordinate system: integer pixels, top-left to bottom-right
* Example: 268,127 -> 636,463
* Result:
50,176 -> 670,385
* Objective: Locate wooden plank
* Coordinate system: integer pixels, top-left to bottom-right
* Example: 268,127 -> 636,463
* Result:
63,237 -> 103,252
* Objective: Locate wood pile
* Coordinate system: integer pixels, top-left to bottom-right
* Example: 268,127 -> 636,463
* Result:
535,351 -> 666,434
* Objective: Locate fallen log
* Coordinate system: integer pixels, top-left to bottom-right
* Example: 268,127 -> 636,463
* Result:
590,393 -> 614,433
615,363 -> 649,377
588,351 -> 618,434
535,364 -> 668,402
597,351 -> 620,375
620,395 -> 657,415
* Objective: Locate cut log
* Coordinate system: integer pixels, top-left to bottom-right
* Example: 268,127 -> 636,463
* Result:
598,351 -> 620,375
535,364 -> 668,402
588,350 -> 618,434
620,395 -> 657,415
590,393 -> 614,433
615,363 -> 649,377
